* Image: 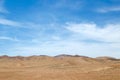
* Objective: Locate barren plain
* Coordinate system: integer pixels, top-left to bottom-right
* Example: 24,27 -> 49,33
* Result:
0,55 -> 120,80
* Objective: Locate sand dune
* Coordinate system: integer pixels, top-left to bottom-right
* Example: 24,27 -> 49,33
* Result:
0,55 -> 120,80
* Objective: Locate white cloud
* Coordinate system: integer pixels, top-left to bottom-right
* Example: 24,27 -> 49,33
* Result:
66,23 -> 120,42
0,0 -> 8,13
6,40 -> 120,58
0,36 -> 19,41
0,19 -> 46,28
0,18 -> 21,26
97,6 -> 120,13
1,22 -> 120,58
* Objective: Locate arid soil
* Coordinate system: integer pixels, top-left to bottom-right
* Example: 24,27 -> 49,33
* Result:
0,55 -> 120,80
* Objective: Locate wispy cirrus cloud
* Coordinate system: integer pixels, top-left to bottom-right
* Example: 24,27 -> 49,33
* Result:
0,0 -> 8,13
66,22 -> 120,43
97,6 -> 120,13
6,37 -> 120,58
0,36 -> 19,41
0,18 -> 49,28
0,18 -> 21,26
3,22 -> 120,58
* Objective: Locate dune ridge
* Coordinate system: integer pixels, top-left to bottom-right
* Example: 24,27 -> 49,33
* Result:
0,54 -> 120,80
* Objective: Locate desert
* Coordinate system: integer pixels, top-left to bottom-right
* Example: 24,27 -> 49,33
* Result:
0,55 -> 120,80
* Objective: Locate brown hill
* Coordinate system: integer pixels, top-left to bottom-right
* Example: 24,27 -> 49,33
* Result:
0,55 -> 120,80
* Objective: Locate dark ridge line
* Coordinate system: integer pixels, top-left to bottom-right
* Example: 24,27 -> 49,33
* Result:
0,54 -> 119,60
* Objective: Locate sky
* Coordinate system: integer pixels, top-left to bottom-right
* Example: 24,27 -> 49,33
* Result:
0,0 -> 120,58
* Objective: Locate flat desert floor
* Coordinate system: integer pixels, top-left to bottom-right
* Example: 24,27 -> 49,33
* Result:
0,55 -> 120,80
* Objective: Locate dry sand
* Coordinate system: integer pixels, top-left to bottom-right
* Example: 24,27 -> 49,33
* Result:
0,55 -> 120,80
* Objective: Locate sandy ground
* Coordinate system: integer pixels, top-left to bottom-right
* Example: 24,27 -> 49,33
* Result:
0,56 -> 120,80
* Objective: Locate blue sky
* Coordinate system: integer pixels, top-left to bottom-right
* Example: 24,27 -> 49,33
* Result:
0,0 -> 120,57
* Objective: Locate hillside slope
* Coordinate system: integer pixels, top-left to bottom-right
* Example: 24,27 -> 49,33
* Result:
0,55 -> 120,80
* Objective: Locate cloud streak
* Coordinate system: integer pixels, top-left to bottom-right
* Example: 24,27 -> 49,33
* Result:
0,0 -> 8,13
66,23 -> 120,43
0,36 -> 19,41
0,18 -> 21,26
0,18 -> 39,29
2,22 -> 120,58
97,6 -> 120,13
6,38 -> 120,58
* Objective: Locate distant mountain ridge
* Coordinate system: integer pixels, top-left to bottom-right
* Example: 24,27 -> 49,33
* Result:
0,54 -> 119,60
